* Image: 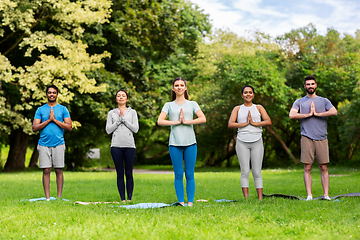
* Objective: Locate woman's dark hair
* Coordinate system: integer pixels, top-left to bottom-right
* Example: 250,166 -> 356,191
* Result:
46,84 -> 59,94
115,89 -> 129,101
171,77 -> 189,101
241,85 -> 255,94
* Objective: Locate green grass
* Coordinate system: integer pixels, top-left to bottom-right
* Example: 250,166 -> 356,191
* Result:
1,167 -> 360,239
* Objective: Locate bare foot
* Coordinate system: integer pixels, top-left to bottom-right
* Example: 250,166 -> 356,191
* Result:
188,202 -> 193,207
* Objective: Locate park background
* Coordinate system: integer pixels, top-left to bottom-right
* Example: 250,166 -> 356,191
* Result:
1,1 -> 360,239
1,0 -> 360,171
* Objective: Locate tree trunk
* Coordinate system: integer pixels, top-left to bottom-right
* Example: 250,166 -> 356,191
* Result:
226,138 -> 235,167
3,128 -> 29,172
29,146 -> 39,167
265,126 -> 299,164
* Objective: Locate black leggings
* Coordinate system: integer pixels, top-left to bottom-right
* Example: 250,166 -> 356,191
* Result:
110,147 -> 136,201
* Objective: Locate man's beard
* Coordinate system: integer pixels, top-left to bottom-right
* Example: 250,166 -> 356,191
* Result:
48,98 -> 57,102
306,88 -> 316,94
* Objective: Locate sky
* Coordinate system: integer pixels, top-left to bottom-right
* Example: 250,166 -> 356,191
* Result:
189,0 -> 360,38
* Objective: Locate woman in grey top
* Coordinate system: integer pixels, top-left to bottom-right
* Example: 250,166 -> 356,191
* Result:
228,85 -> 271,200
106,89 -> 139,202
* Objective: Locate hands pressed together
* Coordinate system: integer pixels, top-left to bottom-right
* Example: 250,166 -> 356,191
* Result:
309,101 -> 319,117
244,111 -> 256,126
49,107 -> 55,121
179,108 -> 186,124
49,107 -> 72,131
157,106 -> 206,127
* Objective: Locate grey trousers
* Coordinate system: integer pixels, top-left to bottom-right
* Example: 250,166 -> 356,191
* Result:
235,138 -> 264,189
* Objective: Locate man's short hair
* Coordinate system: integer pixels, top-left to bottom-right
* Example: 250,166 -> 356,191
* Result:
46,84 -> 59,94
304,75 -> 316,83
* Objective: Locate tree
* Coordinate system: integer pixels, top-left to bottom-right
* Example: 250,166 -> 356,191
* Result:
0,0 -> 112,171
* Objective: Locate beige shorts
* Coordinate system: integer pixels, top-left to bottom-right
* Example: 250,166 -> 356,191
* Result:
301,136 -> 329,165
38,144 -> 65,168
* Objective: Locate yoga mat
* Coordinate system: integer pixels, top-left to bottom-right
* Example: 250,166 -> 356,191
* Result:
214,199 -> 237,202
21,197 -> 70,202
114,202 -> 187,209
23,192 -> 360,205
75,201 -> 120,205
263,192 -> 360,200
116,203 -> 173,209
74,202 -> 185,209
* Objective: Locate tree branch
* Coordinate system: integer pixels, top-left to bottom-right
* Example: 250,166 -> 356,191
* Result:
266,126 -> 299,164
2,12 -> 50,56
3,32 -> 27,56
0,31 -> 16,45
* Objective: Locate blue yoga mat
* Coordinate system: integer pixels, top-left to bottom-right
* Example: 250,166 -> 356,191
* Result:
21,197 -> 70,202
214,199 -> 237,202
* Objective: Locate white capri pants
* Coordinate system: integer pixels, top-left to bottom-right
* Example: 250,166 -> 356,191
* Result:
235,138 -> 264,189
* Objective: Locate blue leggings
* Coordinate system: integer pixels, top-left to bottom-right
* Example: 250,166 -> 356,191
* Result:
169,144 -> 197,203
110,147 -> 136,201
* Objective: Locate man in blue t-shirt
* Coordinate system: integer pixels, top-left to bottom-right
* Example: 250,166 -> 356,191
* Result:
289,75 -> 337,201
32,85 -> 72,201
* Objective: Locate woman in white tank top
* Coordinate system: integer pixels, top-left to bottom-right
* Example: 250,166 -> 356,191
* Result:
228,85 -> 272,200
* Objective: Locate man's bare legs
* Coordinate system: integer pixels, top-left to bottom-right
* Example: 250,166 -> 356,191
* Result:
304,164 -> 313,198
43,168 -> 51,200
304,163 -> 330,199
319,164 -> 329,197
54,168 -> 64,198
43,168 -> 64,199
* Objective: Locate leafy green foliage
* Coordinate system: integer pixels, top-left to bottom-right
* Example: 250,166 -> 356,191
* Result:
0,0 -> 112,170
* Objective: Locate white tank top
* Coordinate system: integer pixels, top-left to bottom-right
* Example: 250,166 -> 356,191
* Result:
237,104 -> 262,143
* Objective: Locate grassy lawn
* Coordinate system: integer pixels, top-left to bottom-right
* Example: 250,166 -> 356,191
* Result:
1,166 -> 359,239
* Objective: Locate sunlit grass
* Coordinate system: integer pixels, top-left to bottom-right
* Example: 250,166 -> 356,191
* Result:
1,167 -> 359,239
